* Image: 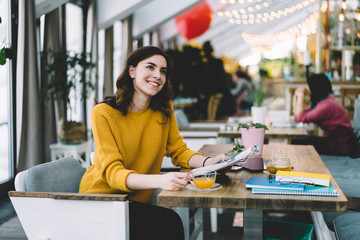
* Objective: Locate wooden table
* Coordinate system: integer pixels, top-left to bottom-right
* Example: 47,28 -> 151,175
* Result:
218,126 -> 308,143
158,144 -> 348,239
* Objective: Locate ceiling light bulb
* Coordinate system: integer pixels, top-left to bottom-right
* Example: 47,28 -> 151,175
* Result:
320,3 -> 327,12
356,8 -> 360,21
342,0 -> 347,10
339,8 -> 344,22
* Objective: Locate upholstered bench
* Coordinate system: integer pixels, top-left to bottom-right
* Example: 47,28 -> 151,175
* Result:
320,155 -> 360,239
332,211 -> 360,239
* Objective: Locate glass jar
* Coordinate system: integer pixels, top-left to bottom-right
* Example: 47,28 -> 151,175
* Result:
266,150 -> 293,174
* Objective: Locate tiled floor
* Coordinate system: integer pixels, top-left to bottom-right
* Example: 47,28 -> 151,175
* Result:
0,197 -> 26,240
0,196 -> 315,240
0,216 -> 26,240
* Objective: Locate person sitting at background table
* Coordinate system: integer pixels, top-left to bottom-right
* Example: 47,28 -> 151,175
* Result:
79,46 -> 226,240
293,73 -> 360,157
230,69 -> 254,115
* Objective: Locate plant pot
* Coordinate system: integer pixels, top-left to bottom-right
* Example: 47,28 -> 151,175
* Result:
240,127 -> 265,155
251,106 -> 267,124
58,119 -> 86,143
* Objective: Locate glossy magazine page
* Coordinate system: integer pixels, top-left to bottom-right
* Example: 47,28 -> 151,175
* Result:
191,146 -> 259,176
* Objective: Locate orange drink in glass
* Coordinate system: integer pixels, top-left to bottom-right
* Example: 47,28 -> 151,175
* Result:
192,171 -> 216,189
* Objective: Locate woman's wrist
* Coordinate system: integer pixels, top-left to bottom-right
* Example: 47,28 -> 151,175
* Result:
203,157 -> 211,167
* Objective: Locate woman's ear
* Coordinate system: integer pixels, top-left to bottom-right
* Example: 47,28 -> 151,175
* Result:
129,66 -> 135,78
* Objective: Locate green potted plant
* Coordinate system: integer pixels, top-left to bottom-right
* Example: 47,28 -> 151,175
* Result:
42,48 -> 96,143
238,122 -> 268,155
225,143 -> 244,157
0,17 -> 15,66
0,46 -> 15,65
251,81 -> 268,124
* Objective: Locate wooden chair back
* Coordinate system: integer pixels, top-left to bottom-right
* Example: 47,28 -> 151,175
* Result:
289,87 -> 311,116
207,93 -> 223,121
289,87 -> 297,116
340,87 -> 360,120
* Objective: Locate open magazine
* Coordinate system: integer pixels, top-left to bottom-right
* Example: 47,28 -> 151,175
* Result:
191,145 -> 260,176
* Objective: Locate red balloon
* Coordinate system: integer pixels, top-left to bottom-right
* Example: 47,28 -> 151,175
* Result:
175,2 -> 213,40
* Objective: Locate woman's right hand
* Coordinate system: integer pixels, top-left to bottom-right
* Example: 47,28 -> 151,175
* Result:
295,87 -> 310,95
158,172 -> 190,191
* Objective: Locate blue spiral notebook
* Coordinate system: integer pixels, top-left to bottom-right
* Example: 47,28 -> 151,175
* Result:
245,177 -> 305,191
251,182 -> 339,197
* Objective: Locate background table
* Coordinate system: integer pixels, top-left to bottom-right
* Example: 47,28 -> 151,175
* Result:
49,141 -> 92,169
158,144 -> 347,239
218,126 -> 308,144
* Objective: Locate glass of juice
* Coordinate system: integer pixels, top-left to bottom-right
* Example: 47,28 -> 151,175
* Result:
191,171 -> 217,189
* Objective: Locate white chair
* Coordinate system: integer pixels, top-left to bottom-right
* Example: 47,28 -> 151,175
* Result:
9,157 -> 130,240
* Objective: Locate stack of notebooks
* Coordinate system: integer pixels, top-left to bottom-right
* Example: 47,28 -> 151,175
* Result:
246,171 -> 339,197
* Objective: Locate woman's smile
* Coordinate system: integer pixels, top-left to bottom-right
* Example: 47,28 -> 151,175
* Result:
146,80 -> 160,87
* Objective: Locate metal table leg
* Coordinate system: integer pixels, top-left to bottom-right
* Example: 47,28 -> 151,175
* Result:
243,209 -> 263,239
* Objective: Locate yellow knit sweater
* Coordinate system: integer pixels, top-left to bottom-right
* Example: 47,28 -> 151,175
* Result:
79,103 -> 200,203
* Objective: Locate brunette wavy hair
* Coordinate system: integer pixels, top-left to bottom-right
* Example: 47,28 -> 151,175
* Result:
101,46 -> 174,123
307,73 -> 333,107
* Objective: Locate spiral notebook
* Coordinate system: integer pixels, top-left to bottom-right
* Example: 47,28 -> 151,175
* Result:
251,182 -> 339,197
246,176 -> 305,191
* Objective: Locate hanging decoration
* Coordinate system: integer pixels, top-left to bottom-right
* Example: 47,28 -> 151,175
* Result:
175,2 -> 213,40
241,11 -> 319,52
218,0 -> 316,25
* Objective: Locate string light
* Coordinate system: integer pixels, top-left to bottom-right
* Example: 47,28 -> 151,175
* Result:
356,7 -> 360,21
341,0 -> 347,10
320,2 -> 328,13
339,8 -> 345,22
241,12 -> 318,52
218,0 -> 316,25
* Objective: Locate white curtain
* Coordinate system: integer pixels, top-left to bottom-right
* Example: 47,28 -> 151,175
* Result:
103,25 -> 114,98
152,29 -> 161,48
16,0 -> 43,170
41,9 -> 62,162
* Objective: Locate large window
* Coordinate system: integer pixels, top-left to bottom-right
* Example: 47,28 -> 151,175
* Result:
66,3 -> 83,122
0,0 -> 14,195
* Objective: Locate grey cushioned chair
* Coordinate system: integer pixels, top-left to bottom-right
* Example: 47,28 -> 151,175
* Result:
9,157 -> 129,240
15,157 -> 85,192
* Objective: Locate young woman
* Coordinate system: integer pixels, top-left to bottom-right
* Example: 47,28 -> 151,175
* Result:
293,73 -> 359,157
79,46 -> 226,239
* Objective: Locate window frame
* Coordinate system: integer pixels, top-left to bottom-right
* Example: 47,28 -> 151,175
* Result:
0,0 -> 17,199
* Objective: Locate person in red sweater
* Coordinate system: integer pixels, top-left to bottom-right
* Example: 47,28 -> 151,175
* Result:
293,73 -> 359,157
